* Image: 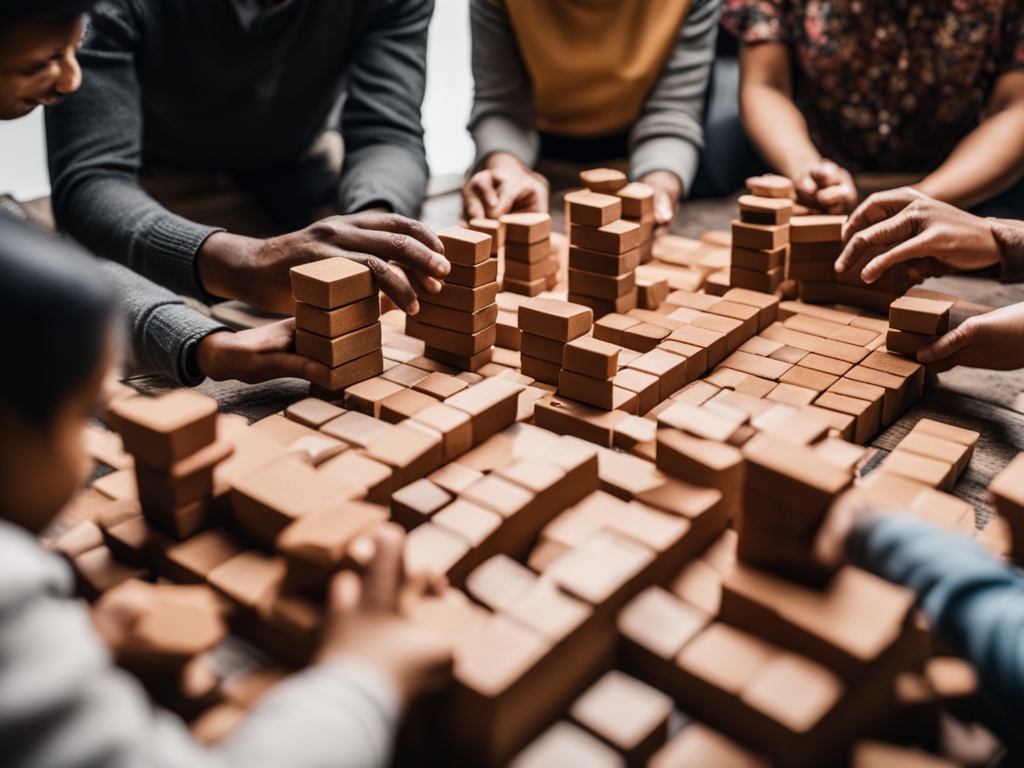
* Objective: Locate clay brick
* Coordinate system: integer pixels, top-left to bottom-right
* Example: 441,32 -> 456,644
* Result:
295,295 -> 380,337
448,256 -> 500,288
445,378 -> 523,445
437,226 -> 492,266
746,174 -> 795,199
416,281 -> 499,313
415,302 -> 499,335
732,244 -> 787,273
627,350 -> 689,401
320,410 -> 392,448
731,221 -> 789,251
570,220 -> 642,255
319,451 -> 393,506
619,585 -> 708,661
888,295 -> 952,335
405,522 -> 473,583
519,298 -> 593,342
885,329 -> 937,359
505,240 -> 553,264
739,195 -> 793,225
465,554 -> 538,611
432,498 -> 503,548
563,336 -> 619,380
378,387 -> 440,424
468,217 -> 505,254
569,268 -> 636,300
521,354 -> 562,385
113,391 -> 218,469
501,212 -> 552,244
790,215 -> 845,243
308,349 -> 385,393
581,167 -> 629,193
423,345 -> 494,372
207,550 -> 286,610
613,369 -> 661,415
565,190 -> 623,227
290,258 -> 375,309
364,423 -> 443,488
569,245 -> 641,276
390,478 -> 453,530
164,529 -> 246,584
879,449 -> 955,491
616,182 -> 655,218
649,724 -> 769,768
285,397 -> 344,429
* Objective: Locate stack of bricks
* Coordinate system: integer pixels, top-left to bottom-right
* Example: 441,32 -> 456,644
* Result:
111,390 -> 228,540
500,212 -> 555,297
558,335 -> 633,411
876,418 -> 979,494
407,226 -> 498,371
518,297 -> 594,385
566,189 -> 641,317
292,257 -> 383,395
886,291 -> 955,360
617,182 -> 656,265
731,175 -> 794,294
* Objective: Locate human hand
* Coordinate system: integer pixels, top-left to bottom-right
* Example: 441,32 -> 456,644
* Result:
196,319 -> 332,385
317,524 -> 452,705
917,302 -> 1024,373
640,170 -> 682,229
836,188 -> 1001,286
462,152 -> 550,221
793,159 -> 858,214
197,213 -> 448,316
813,491 -> 872,571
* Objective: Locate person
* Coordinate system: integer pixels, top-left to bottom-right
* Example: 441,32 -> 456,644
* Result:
816,492 -> 1024,744
462,0 -> 722,228
0,0 -> 341,387
45,0 -> 450,333
722,1 -> 1024,216
0,211 -> 453,767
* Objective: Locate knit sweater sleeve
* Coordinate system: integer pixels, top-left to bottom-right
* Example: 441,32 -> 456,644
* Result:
628,0 -> 722,194
466,0 -> 540,173
848,513 -> 1024,711
45,2 -> 222,302
336,0 -> 433,217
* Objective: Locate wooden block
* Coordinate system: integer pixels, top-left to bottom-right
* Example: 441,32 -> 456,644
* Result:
895,431 -> 970,481
790,215 -> 846,244
320,410 -> 392,448
885,329 -> 938,359
519,297 -> 593,342
377,387 -> 437,424
469,217 -> 505,254
164,528 -> 246,584
296,322 -> 381,368
569,245 -> 641,276
563,336 -> 619,380
308,349 -> 385,392
502,274 -> 547,297
135,437 -> 233,518
406,318 -> 496,358
409,402 -> 474,462
416,280 -> 499,313
504,254 -> 558,282
730,266 -> 784,295
444,377 -> 523,445
501,212 -> 552,244
581,167 -> 628,193
112,391 -> 218,469
320,451 -> 393,506
628,350 -> 690,401
295,295 -> 380,337
739,195 -> 793,226
565,190 -> 623,227
448,255 -> 499,288
284,398 -> 344,429
731,244 -> 787,272
569,289 -> 640,319
438,226 -> 492,266
911,419 -> 979,464
668,325 -> 727,369
534,395 -> 633,448
746,174 -> 795,199
559,369 -> 617,410
207,550 -> 286,609
465,554 -> 538,611
619,322 -> 669,353
879,449 -> 956,492
290,258 -> 374,310
613,369 -> 661,415
521,332 -> 566,365
570,221 -> 642,255
411,371 -> 468,400
424,346 -> 494,372
569,267 -> 636,300
593,313 -> 640,346
364,423 -> 444,489
342,376 -> 404,417
505,239 -> 553,264
690,313 -> 747,355
521,354 -> 562,385
731,221 -> 789,251
616,182 -> 655,219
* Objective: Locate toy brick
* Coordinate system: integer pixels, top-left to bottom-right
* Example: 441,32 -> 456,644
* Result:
732,244 -> 787,273
432,498 -> 503,548
423,345 -> 494,372
505,239 -> 553,264
579,167 -> 628,193
720,350 -> 792,381
406,318 -> 496,359
885,329 -> 938,359
569,267 -> 636,299
731,221 -> 789,251
569,244 -> 641,276
613,368 -> 661,415
416,280 -> 499,313
619,322 -> 669,352
284,397 -> 344,429
465,554 -> 538,612
319,451 -> 392,506
504,254 -> 558,282
376,387 -> 436,424
533,395 -> 632,448
438,226 -> 492,266
294,295 -> 379,338
746,174 -> 795,198
519,297 -> 593,342
627,350 -> 690,401
649,724 -> 770,768
814,392 -> 880,444
113,390 -> 218,469
308,349 -> 385,393
563,336 -> 619,380
615,182 -> 655,219
880,449 -> 956,491
207,550 -> 286,610
569,289 -> 640,319
290,258 -> 374,310
448,255 -> 499,288
468,217 -> 505,254
593,313 -> 640,346
619,585 -> 708,662
163,529 -> 246,584
570,220 -> 642,255
501,212 -> 552,244
565,190 -> 623,227
888,295 -> 953,335
296,322 -> 382,368
790,215 -> 846,243
912,418 -> 979,455
444,377 -> 523,445
739,194 -> 793,225
416,302 -> 498,336
364,423 -> 443,489
340,376 -> 402,418
502,274 -> 547,297
521,354 -> 562,384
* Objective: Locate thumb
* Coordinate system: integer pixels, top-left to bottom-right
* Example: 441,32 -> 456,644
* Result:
328,570 -> 363,619
917,320 -> 977,364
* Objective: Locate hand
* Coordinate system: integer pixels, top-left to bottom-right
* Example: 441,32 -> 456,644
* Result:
793,159 -> 858,214
813,491 -> 871,571
917,302 -> 1024,373
462,152 -> 550,220
91,579 -> 156,652
836,187 -> 1002,285
196,319 -> 332,385
640,170 -> 682,229
196,213 -> 449,316
317,524 -> 452,705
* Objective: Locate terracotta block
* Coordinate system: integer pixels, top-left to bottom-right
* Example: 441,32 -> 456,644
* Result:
381,363 -> 431,388
377,387 -> 438,424
627,350 -> 689,401
565,190 -> 623,227
615,182 -> 655,218
655,430 -> 743,518
649,724 -> 769,768
319,451 -> 392,506
518,297 -> 593,342
510,721 -> 625,768
885,329 -> 938,359
677,622 -> 779,695
739,194 -> 793,226
764,381 -> 818,407
619,322 -> 668,353
732,244 -> 787,273
285,397 -> 344,429
731,221 -> 789,251
888,295 -> 952,335
815,391 -> 881,445
504,254 -> 558,282
501,212 -> 552,244
720,350 -> 792,381
390,478 -> 453,530
135,437 -> 233,517
790,214 -> 846,243
740,652 -> 845,735
415,302 -> 499,335
290,258 -> 374,310
879,449 -> 955,491
569,245 -> 641,276
404,522 -> 473,583
570,670 -> 673,767
295,295 -> 379,337
164,528 -> 246,584
730,266 -> 784,295
104,515 -> 174,569
445,377 -> 523,446
423,345 -> 494,372
320,410 -> 393,448
112,390 -> 218,469
563,336 -> 619,380
569,267 -> 636,300
468,217 -> 505,254
557,369 -> 616,410
746,174 -> 795,198
618,585 -> 708,661
570,220 -> 642,255
416,280 -> 499,313
569,288 -> 641,319
207,550 -> 286,610
465,554 -> 538,611
448,255 -> 500,288
438,226 -> 492,266
364,423 -> 443,489
521,354 -> 562,385
50,520 -> 105,560
581,167 -> 628,193
505,239 -> 553,264
307,349 -> 385,393
779,365 -> 839,393
341,376 -> 402,418
86,424 -> 134,470
520,331 -> 567,364
503,274 -> 547,297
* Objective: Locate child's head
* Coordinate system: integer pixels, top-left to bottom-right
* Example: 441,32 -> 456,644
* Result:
0,214 -> 116,531
0,0 -> 94,120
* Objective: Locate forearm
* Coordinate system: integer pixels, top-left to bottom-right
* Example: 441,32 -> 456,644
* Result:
740,83 -> 821,179
849,513 -> 1024,710
990,218 -> 1024,283
915,105 -> 1024,209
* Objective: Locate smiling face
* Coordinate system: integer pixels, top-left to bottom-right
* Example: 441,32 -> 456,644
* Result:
0,16 -> 84,120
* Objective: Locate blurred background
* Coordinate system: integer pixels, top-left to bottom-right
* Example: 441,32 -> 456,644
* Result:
0,0 -> 475,201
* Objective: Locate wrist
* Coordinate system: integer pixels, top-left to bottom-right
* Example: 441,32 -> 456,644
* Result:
486,151 -> 528,174
642,170 -> 683,199
196,232 -> 261,301
194,330 -> 233,382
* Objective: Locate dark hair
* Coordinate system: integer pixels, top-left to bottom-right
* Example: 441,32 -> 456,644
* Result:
0,0 -> 95,28
0,213 -> 115,425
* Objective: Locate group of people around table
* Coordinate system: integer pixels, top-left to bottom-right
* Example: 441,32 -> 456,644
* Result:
3,0 -> 1024,765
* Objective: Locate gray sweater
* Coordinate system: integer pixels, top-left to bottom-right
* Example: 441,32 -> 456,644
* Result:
468,0 -> 721,193
46,0 -> 433,303
0,518 -> 399,768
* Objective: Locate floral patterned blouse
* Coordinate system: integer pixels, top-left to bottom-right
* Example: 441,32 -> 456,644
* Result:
723,0 -> 1024,173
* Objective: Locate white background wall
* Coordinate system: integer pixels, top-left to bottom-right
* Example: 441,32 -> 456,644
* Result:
0,0 -> 475,199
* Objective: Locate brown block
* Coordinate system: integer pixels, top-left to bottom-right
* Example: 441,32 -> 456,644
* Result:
207,550 -> 286,610
790,215 -> 846,243
570,220 -> 642,255
706,300 -> 760,341
730,266 -> 784,294
534,395 -> 633,447
621,322 -> 669,352
655,430 -> 743,520
613,369 -> 660,415
423,345 -> 494,372
112,390 -> 218,469
732,244 -> 787,272
739,195 -> 793,226
164,529 -> 246,584
746,174 -> 795,198
723,288 -> 781,331
340,377 -> 402,418
521,354 -> 562,385
885,329 -> 938,359
415,303 -> 499,337
788,257 -> 837,282
502,275 -> 547,297
377,388 -> 436,424
569,267 -> 636,299
290,258 -> 374,310
814,392 -> 882,445
444,377 -> 523,445
437,226 -> 492,266
593,313 -> 640,346
558,369 -> 617,409
364,423 -> 443,489
581,167 -> 628,193
569,289 -> 640,319
521,331 -> 567,365
690,313 -> 747,355
569,245 -> 640,276
308,349 -> 385,392
390,478 -> 453,531
504,254 -> 558,282
720,351 -> 792,381
731,221 -> 789,251
416,280 -> 498,313
628,350 -> 690,401
505,239 -> 552,264
501,212 -> 552,244
879,449 -> 955,492
406,318 -> 496,358
519,297 -> 593,342
669,325 -> 728,369
411,371 -> 468,400
563,336 -> 619,380
897,431 -> 971,481
320,451 -> 392,506
565,190 -> 623,227
447,256 -> 499,288
408,402 -> 474,462
295,322 -> 382,368
469,217 -> 505,254
295,295 -> 380,337
285,397 -> 345,429
616,182 -> 655,218
135,438 -> 233,519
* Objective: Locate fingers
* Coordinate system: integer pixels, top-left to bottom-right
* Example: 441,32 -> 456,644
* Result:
350,256 -> 418,315
464,172 -> 500,219
859,236 -> 935,284
813,491 -> 867,569
349,213 -> 445,259
324,221 -> 449,281
835,210 -> 918,277
653,189 -> 675,226
495,177 -> 541,217
328,570 -> 363,617
361,523 -> 406,613
841,187 -> 921,245
917,320 -> 976,364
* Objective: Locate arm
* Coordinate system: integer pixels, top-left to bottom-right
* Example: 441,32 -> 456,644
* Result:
737,42 -> 857,212
45,4 -> 222,303
630,0 -> 721,221
337,0 -> 433,218
914,71 -> 1024,209
847,513 -> 1024,711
